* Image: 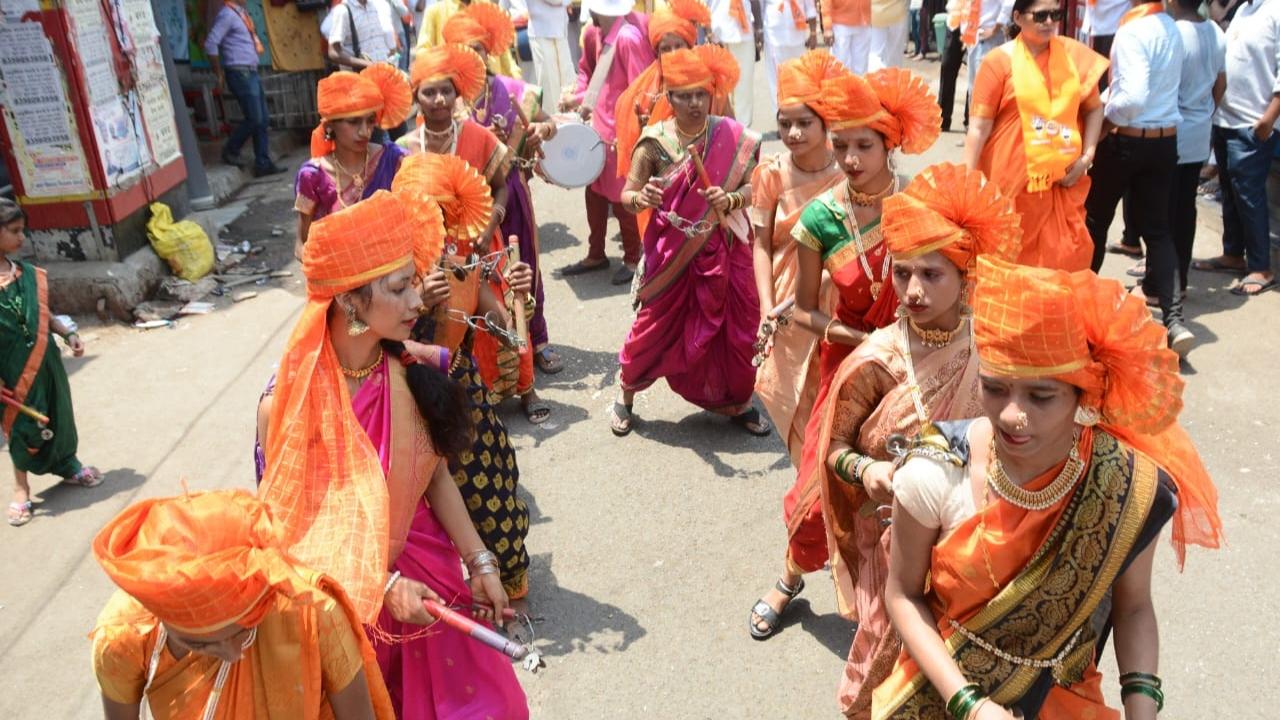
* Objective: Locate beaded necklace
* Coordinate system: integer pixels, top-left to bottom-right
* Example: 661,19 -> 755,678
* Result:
839,179 -> 896,301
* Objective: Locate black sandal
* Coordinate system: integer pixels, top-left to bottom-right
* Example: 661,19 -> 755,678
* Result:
731,407 -> 772,437
748,577 -> 805,640
610,401 -> 634,437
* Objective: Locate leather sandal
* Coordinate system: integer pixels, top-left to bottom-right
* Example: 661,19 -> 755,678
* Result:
748,577 -> 805,640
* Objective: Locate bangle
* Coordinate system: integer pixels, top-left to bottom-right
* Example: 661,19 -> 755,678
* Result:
834,450 -> 855,484
946,684 -> 985,720
853,456 -> 876,485
384,570 -> 401,595
1119,672 -> 1161,688
1121,682 -> 1164,712
822,317 -> 839,344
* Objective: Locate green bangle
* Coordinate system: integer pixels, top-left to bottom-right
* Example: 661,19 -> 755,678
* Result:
946,684 -> 984,720
1119,672 -> 1161,689
1121,682 -> 1164,712
834,450 -> 855,484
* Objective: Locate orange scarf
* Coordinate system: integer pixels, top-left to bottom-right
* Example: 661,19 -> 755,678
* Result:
960,0 -> 980,47
1119,1 -> 1163,26
731,0 -> 750,32
226,1 -> 265,55
1009,36 -> 1083,193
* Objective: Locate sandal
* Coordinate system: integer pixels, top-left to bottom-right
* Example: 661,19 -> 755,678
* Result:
522,397 -> 552,424
62,466 -> 103,488
1106,242 -> 1144,259
7,500 -> 32,527
534,347 -> 564,375
748,577 -> 805,640
731,407 -> 772,437
610,401 -> 634,437
1229,277 -> 1278,296
1126,259 -> 1146,278
1191,256 -> 1247,275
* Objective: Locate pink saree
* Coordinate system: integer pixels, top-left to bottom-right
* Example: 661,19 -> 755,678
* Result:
354,357 -> 528,720
618,116 -> 762,411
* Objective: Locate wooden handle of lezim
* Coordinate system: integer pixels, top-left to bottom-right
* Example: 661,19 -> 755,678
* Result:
512,240 -> 530,355
688,149 -> 729,230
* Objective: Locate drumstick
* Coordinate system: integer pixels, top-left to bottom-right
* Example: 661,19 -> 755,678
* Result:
510,101 -> 531,157
422,598 -> 530,661
687,147 -> 729,230
511,240 -> 530,356
767,296 -> 795,321
0,388 -> 50,426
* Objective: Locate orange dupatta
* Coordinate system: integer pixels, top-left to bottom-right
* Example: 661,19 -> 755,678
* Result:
1009,36 -> 1084,193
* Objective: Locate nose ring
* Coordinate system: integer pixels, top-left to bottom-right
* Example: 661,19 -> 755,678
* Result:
1013,412 -> 1029,431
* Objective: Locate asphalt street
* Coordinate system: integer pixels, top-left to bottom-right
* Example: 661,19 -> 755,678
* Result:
1,56 -> 1276,718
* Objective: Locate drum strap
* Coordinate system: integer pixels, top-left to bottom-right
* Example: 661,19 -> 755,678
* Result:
583,38 -> 619,112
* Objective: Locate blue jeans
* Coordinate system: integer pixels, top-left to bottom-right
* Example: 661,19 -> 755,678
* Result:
966,29 -> 1005,110
1213,125 -> 1280,273
224,68 -> 272,170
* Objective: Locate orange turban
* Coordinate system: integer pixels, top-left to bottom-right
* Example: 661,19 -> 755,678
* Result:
93,490 -> 328,634
811,68 -> 940,154
311,64 -> 413,158
882,163 -> 1021,272
410,43 -> 488,103
661,44 -> 739,97
776,49 -> 851,109
648,0 -> 710,48
261,190 -> 445,622
972,256 -> 1222,565
443,2 -> 515,55
393,153 -> 493,241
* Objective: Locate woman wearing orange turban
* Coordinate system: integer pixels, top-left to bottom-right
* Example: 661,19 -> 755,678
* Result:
443,4 -> 566,386
811,163 -> 1021,717
614,0 -> 733,180
257,189 -> 529,720
91,489 -> 395,719
294,64 -> 412,258
612,45 -> 767,437
876,257 -> 1221,719
750,49 -> 849,471
750,67 -> 940,641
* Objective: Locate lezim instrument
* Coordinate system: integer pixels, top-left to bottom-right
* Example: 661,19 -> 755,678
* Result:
538,113 -> 606,188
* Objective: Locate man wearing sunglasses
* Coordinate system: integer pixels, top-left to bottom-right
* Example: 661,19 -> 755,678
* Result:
1084,0 -> 1188,352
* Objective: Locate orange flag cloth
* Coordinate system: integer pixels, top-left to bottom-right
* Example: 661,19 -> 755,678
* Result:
259,190 -> 445,622
972,257 -> 1223,565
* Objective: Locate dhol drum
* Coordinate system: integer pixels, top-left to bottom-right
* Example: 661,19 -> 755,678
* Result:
538,114 -> 606,188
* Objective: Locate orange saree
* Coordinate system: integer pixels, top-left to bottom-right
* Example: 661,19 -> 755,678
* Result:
749,153 -> 844,465
818,321 -> 982,718
872,423 -> 1177,719
970,38 -> 1107,272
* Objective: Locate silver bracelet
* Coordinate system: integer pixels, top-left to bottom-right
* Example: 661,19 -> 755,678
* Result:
466,550 -> 497,571
384,570 -> 401,595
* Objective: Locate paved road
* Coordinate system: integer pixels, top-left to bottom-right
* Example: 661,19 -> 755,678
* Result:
1,58 -> 1276,718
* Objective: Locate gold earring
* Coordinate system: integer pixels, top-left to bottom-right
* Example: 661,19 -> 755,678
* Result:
344,303 -> 369,336
1074,405 -> 1100,427
895,304 -> 909,319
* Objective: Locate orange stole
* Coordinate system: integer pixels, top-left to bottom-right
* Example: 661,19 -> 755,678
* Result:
92,574 -> 395,720
872,428 -> 1159,720
970,39 -> 1107,272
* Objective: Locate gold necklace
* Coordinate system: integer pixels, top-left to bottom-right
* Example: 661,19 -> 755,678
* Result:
849,175 -> 896,206
340,347 -> 384,379
908,314 -> 966,349
791,152 -> 835,175
986,435 -> 1085,511
331,147 -> 371,208
840,182 -> 894,301
675,119 -> 709,142
898,316 -> 971,424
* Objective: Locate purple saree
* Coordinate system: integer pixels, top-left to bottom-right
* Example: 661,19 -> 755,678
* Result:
474,75 -> 551,351
293,141 -> 407,221
619,116 -> 762,411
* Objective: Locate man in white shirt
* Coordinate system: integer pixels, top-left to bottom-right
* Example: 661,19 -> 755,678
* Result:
1083,0 -> 1129,88
327,0 -> 401,68
961,0 -> 1014,117
1198,0 -> 1280,296
526,0 -> 573,113
709,0 -> 761,126
867,0 -> 909,70
762,0 -> 818,117
1084,0 -> 1185,351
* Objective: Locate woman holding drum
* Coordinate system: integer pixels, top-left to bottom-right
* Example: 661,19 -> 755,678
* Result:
612,45 -> 769,438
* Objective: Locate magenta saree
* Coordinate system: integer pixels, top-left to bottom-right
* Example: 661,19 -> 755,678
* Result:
354,358 -> 528,720
618,116 -> 762,411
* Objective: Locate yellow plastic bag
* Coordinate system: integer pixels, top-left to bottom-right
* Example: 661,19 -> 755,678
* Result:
146,202 -> 214,281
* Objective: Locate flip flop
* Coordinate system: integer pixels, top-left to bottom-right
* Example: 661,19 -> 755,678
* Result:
1107,242 -> 1144,259
522,398 -> 552,424
731,407 -> 772,437
1230,277 -> 1277,296
1126,260 -> 1146,278
534,347 -> 564,374
7,500 -> 32,527
1191,257 -> 1247,275
610,401 -> 634,437
62,466 -> 103,488
748,577 -> 805,640
557,259 -> 610,277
